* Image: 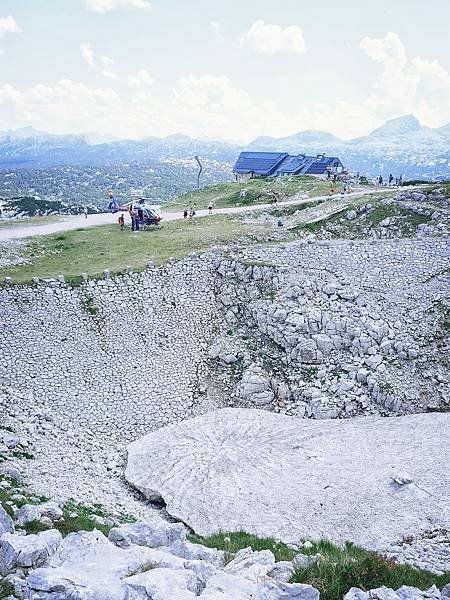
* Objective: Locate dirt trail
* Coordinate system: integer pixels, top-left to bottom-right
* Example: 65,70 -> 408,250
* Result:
0,186 -> 408,241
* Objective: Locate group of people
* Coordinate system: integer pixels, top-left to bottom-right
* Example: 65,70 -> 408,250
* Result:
376,174 -> 403,187
183,203 -> 214,219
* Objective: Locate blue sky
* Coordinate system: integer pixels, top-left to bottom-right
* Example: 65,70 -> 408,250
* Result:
0,0 -> 449,141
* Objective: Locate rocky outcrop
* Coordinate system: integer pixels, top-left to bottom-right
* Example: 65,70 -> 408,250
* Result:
125,408 -> 450,549
0,520 -> 322,600
212,236 -> 449,419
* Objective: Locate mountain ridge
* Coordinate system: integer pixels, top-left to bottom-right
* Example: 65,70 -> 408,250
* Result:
0,114 -> 449,180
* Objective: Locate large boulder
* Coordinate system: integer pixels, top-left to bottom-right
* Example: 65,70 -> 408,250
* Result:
0,530 -> 62,575
15,502 -> 63,526
125,409 -> 450,547
200,571 -> 261,599
26,567 -> 130,600
27,529 -> 196,599
200,572 -> 319,600
224,546 -> 275,580
124,567 -> 198,598
108,520 -> 186,549
0,506 -> 14,535
162,539 -> 225,568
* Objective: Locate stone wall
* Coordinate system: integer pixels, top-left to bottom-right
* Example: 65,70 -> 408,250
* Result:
0,254 -> 221,515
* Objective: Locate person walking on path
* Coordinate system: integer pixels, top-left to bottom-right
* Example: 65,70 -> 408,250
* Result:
118,214 -> 124,231
189,206 -> 195,220
83,207 -> 88,219
183,209 -> 188,219
208,203 -> 213,215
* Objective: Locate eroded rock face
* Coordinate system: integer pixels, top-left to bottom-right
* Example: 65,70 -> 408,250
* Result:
125,408 -> 450,548
237,365 -> 275,406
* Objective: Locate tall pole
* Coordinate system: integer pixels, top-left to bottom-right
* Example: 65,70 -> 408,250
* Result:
195,155 -> 203,189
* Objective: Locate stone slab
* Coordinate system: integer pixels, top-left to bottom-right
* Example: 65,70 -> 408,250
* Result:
125,409 -> 450,549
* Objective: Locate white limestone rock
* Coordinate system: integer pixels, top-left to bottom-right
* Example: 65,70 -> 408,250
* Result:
125,409 -> 450,548
163,538 -> 225,568
108,519 -> 186,549
267,560 -> 295,582
0,506 -> 14,535
344,585 -> 441,600
26,567 -> 136,600
15,503 -> 43,526
200,571 -> 260,599
224,546 -> 275,580
125,567 -> 198,599
237,365 -> 274,406
0,530 -> 62,576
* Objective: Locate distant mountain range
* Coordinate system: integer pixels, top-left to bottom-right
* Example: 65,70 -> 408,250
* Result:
0,116 -> 448,201
248,116 -> 450,180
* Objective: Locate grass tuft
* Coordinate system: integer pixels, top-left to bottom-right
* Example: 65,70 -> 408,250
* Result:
292,540 -> 450,600
187,530 -> 295,563
0,580 -> 16,599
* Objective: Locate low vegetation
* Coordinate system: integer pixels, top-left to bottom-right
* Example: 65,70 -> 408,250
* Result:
0,215 -> 281,284
189,533 -> 449,600
23,499 -> 134,537
292,540 -> 450,600
188,530 -> 295,563
0,580 -> 16,600
294,197 -> 432,238
164,175 -> 333,212
0,472 -> 135,540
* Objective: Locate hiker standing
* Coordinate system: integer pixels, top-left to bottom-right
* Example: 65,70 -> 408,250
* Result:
183,209 -> 188,219
208,203 -> 213,215
83,207 -> 88,219
189,206 -> 195,220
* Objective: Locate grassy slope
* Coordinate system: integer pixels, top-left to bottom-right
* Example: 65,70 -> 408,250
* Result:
164,175 -> 333,212
0,215 -> 278,283
190,532 -> 449,600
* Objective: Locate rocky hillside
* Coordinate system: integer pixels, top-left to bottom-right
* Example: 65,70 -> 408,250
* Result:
0,186 -> 448,599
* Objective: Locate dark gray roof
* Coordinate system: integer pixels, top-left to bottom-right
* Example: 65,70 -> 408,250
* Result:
234,152 -> 343,176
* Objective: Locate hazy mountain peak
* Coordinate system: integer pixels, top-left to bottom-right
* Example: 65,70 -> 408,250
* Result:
370,115 -> 422,137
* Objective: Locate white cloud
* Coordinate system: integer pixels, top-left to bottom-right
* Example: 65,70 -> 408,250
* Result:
1,32 -> 449,143
79,46 -> 154,87
86,0 -> 151,13
239,20 -> 306,55
210,21 -> 223,42
360,31 -> 450,127
0,15 -> 22,37
99,55 -> 153,86
126,69 -> 154,86
100,55 -> 116,78
80,43 -> 95,67
0,80 -> 122,135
